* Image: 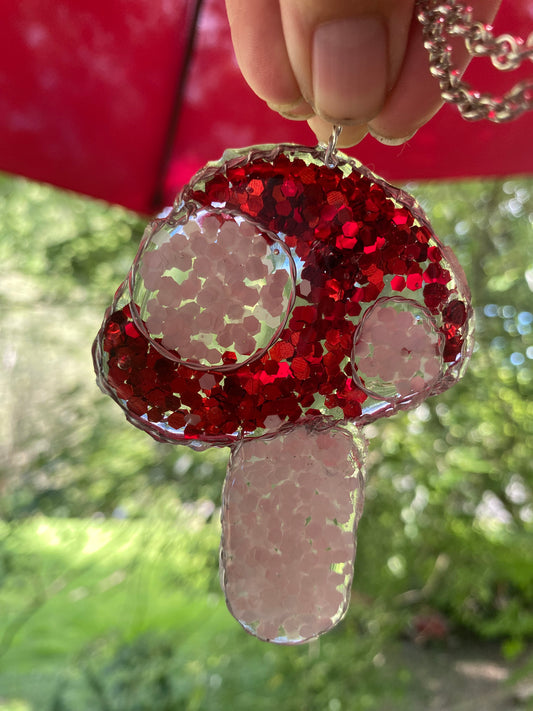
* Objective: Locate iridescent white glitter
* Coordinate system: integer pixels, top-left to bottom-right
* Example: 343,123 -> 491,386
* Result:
352,300 -> 442,401
136,212 -> 294,369
220,424 -> 366,644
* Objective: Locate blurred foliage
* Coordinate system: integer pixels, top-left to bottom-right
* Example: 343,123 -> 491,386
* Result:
0,172 -> 532,709
0,174 -> 144,306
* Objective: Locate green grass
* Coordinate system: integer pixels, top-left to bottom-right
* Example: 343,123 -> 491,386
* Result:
0,514 -> 225,668
0,515 -> 414,711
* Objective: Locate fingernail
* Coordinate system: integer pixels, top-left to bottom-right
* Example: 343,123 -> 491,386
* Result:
312,17 -> 388,123
267,99 -> 314,120
368,126 -> 418,145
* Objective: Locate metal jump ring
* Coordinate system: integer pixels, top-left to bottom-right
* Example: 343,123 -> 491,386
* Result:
324,125 -> 342,167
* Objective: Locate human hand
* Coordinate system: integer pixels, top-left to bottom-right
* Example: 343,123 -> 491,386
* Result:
225,0 -> 502,148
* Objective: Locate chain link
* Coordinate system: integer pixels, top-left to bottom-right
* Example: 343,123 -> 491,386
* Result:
417,0 -> 533,122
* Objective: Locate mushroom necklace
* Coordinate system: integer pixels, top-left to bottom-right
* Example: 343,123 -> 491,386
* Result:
93,125 -> 473,643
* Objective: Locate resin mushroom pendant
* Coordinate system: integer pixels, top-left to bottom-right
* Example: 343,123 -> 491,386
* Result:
93,128 -> 474,644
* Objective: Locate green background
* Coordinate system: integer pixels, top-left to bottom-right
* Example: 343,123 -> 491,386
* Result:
0,173 -> 532,709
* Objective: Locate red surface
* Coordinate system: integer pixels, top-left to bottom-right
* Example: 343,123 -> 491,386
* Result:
0,0 -> 531,213
0,0 -> 200,211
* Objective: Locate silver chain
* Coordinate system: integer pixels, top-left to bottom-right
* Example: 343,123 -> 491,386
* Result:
417,0 -> 533,122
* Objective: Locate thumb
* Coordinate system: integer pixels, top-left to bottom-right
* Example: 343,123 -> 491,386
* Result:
278,0 -> 415,126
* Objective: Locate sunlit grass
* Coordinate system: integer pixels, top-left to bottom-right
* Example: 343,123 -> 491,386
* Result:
0,515 -> 410,711
0,514 -> 223,672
